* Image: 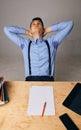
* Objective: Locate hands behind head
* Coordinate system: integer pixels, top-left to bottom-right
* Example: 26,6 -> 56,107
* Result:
25,28 -> 49,38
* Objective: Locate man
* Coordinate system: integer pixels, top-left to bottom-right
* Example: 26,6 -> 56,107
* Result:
4,17 -> 74,81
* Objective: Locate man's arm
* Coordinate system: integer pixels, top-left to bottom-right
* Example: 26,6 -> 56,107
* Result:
44,21 -> 74,44
4,26 -> 29,47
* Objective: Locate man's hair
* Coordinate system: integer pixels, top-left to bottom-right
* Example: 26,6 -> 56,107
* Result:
30,17 -> 44,28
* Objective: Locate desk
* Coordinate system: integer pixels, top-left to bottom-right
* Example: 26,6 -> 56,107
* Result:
0,82 -> 81,130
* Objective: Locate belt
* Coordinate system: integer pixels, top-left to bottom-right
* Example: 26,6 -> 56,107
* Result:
25,76 -> 54,81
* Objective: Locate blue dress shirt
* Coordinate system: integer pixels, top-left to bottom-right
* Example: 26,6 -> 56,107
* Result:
4,21 -> 74,78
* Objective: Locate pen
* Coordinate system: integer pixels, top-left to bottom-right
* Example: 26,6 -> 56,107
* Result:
42,101 -> 47,117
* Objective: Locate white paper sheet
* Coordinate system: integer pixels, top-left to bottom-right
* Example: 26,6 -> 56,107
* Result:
27,86 -> 55,116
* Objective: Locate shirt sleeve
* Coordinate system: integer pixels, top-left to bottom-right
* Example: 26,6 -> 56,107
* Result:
4,26 -> 29,47
50,21 -> 74,46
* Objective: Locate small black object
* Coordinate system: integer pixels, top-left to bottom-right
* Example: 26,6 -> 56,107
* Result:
63,83 -> 81,115
25,75 -> 54,81
59,113 -> 79,130
0,77 -> 9,105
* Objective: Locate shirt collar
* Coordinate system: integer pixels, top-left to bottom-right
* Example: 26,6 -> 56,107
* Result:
33,38 -> 43,43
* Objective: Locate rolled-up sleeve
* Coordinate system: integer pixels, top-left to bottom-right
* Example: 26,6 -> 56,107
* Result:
4,26 -> 28,47
50,21 -> 74,46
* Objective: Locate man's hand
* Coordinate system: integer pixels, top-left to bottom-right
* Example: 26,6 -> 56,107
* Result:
25,30 -> 33,37
43,27 -> 51,37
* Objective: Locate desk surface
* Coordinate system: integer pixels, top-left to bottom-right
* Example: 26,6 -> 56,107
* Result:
0,81 -> 81,130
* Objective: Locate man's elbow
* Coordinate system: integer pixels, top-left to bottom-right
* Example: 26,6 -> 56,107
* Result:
69,21 -> 74,28
3,26 -> 8,34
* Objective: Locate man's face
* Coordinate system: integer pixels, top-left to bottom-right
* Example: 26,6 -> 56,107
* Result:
30,20 -> 44,35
